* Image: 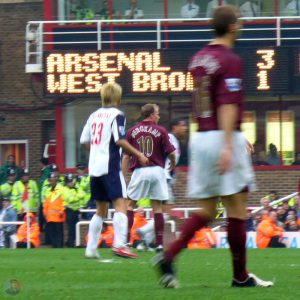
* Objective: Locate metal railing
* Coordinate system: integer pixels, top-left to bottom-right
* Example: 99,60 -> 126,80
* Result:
25,16 -> 300,73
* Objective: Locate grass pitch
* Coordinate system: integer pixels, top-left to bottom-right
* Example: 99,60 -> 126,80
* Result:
0,248 -> 299,300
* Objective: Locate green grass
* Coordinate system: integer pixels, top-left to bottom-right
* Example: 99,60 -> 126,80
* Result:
0,248 -> 299,300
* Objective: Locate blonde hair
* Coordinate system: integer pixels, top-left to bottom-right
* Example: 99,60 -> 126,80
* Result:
101,82 -> 122,107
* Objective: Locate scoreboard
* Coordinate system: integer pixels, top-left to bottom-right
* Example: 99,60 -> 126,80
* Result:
44,47 -> 299,97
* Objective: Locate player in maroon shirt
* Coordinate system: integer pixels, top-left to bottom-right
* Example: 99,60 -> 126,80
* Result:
152,5 -> 274,288
122,103 -> 176,251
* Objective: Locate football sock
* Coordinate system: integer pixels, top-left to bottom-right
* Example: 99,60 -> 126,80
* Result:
113,212 -> 128,248
165,213 -> 209,263
154,213 -> 164,246
86,214 -> 103,252
127,210 -> 134,243
227,217 -> 248,282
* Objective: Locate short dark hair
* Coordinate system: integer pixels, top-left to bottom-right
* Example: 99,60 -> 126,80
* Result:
170,118 -> 185,131
40,157 -> 49,165
211,5 -> 238,37
140,103 -> 158,119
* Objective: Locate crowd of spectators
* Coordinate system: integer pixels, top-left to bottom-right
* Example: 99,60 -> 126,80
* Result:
65,0 -> 300,22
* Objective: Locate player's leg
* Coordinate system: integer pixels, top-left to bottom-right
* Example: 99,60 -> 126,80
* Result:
112,197 -> 138,258
153,198 -> 217,288
126,198 -> 136,244
223,193 -> 273,287
151,199 -> 164,250
85,201 -> 107,258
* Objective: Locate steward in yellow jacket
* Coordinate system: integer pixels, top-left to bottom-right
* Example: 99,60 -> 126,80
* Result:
256,211 -> 286,248
11,169 -> 39,219
43,173 -> 65,248
63,173 -> 85,247
0,168 -> 17,200
75,163 -> 90,208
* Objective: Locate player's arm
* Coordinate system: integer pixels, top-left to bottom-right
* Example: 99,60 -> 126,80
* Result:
121,153 -> 130,178
167,151 -> 176,173
80,118 -> 91,144
117,139 -> 148,166
217,104 -> 238,174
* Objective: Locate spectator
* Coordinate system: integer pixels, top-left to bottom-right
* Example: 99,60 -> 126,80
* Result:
181,0 -> 200,18
260,197 -> 272,211
97,0 -> 121,20
0,197 -> 17,248
283,0 -> 300,16
38,158 -> 51,235
267,143 -> 280,165
292,152 -> 300,165
276,205 -> 287,224
240,0 -> 260,17
43,172 -> 65,248
256,211 -> 286,248
285,213 -> 296,231
63,173 -> 85,248
0,168 -> 17,200
0,154 -> 21,184
16,213 -> 40,248
85,222 -> 115,248
268,190 -> 279,202
130,207 -> 148,247
75,163 -> 91,209
252,150 -> 270,166
206,0 -> 227,18
11,169 -> 39,221
187,227 -> 216,249
246,209 -> 255,231
125,0 -> 144,19
287,220 -> 299,231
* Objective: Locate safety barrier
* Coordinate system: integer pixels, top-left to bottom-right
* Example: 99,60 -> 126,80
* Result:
75,219 -> 175,247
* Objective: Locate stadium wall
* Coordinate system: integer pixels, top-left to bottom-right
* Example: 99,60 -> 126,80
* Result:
0,2 -> 54,178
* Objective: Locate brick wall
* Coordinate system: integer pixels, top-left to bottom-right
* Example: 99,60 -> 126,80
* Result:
0,3 -> 55,179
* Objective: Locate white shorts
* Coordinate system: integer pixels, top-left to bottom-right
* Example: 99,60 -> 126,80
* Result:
187,131 -> 256,199
127,166 -> 169,201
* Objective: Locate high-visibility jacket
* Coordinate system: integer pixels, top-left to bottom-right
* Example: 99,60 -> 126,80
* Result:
11,180 -> 39,214
0,181 -> 14,198
41,179 -> 64,203
130,213 -> 148,244
188,228 -> 216,249
256,216 -> 284,248
137,198 -> 151,208
76,175 -> 90,208
85,225 -> 114,248
38,166 -> 51,202
63,186 -> 85,211
16,213 -> 40,248
43,186 -> 65,223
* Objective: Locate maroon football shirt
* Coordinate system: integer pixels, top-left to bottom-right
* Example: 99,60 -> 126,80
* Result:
188,44 -> 244,131
126,120 -> 175,171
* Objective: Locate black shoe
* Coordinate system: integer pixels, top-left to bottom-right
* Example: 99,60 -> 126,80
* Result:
232,273 -> 274,288
155,245 -> 163,253
151,253 -> 179,288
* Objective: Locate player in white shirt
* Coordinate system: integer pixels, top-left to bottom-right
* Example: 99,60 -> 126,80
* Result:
181,0 -> 200,18
80,82 -> 148,259
284,0 -> 300,16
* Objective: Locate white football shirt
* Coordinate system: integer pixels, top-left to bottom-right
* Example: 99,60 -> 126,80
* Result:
165,133 -> 180,180
80,107 -> 126,177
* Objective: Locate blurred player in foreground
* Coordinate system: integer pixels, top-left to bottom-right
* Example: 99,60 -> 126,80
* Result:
152,5 -> 274,288
80,82 -> 148,259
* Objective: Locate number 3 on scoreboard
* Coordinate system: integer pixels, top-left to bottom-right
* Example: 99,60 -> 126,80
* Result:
257,49 -> 275,90
91,122 -> 104,145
